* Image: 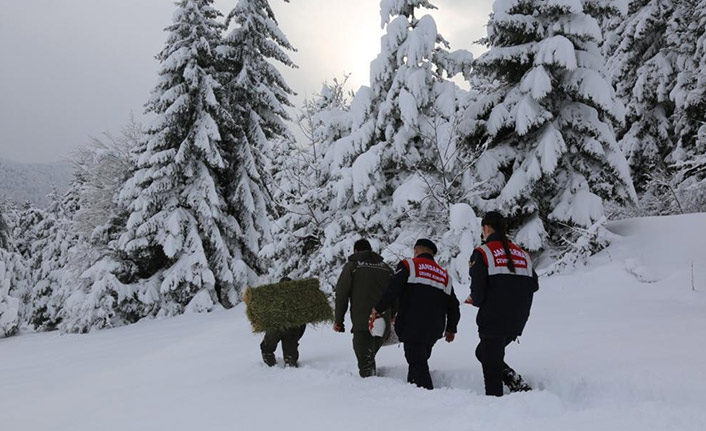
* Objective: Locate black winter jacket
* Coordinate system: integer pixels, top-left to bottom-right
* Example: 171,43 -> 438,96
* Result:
375,254 -> 460,343
469,233 -> 539,337
335,250 -> 393,332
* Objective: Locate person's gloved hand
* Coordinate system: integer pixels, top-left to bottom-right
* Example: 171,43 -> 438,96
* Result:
445,331 -> 455,343
333,322 -> 345,332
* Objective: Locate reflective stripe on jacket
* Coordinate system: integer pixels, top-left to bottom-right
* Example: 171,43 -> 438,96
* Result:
376,254 -> 460,343
475,241 -> 534,277
469,234 -> 538,337
404,257 -> 452,295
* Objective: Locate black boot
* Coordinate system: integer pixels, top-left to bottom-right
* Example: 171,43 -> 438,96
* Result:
262,352 -> 276,367
283,355 -> 298,368
502,366 -> 532,392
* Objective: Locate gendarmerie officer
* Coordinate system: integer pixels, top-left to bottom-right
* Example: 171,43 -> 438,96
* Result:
371,238 -> 460,390
469,211 -> 539,396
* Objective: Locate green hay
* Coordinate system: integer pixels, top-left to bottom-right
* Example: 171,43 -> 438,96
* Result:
244,278 -> 333,333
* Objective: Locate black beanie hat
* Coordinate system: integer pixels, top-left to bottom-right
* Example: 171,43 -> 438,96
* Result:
414,238 -> 438,255
481,210 -> 505,226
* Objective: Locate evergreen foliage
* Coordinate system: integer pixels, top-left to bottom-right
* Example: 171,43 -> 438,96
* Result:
671,0 -> 706,209
0,253 -> 22,337
218,0 -> 297,299
12,194 -> 78,330
469,0 -> 635,252
118,0 -> 240,316
0,204 -> 26,337
5,0 -> 706,335
314,0 -> 476,286
605,0 -> 678,191
0,206 -> 9,250
600,0 -> 705,214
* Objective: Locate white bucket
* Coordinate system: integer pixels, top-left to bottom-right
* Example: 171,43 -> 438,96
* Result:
370,317 -> 386,338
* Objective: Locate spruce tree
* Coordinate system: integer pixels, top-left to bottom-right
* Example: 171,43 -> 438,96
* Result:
218,0 -> 296,294
118,0 -> 237,315
0,251 -> 23,337
7,191 -> 79,331
605,0 -> 678,191
671,0 -> 706,207
14,203 -> 55,329
320,0 -> 473,279
29,191 -> 80,330
0,205 -> 22,337
470,0 -> 636,251
0,206 -> 9,250
12,202 -> 44,259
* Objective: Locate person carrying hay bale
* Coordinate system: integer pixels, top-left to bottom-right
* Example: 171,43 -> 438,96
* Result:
260,323 -> 305,367
245,277 -> 333,368
333,239 -> 394,377
258,277 -> 305,367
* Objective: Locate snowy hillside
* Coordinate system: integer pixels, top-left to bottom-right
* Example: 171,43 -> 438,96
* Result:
0,158 -> 72,207
1,214 -> 705,431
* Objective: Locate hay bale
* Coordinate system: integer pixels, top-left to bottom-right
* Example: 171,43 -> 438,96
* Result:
244,278 -> 333,333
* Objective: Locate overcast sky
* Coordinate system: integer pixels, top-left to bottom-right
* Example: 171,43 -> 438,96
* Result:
0,0 -> 493,164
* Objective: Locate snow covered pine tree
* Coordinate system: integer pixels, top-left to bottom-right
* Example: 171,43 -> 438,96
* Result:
0,205 -> 9,251
605,0 -> 679,192
0,206 -> 24,337
11,194 -> 78,331
599,0 -> 706,214
670,0 -> 706,210
470,0 -> 636,253
218,0 -> 297,299
118,0 -> 239,316
320,0 -> 475,284
0,250 -> 23,338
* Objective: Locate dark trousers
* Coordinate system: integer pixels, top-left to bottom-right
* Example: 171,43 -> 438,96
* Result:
403,341 -> 436,390
352,331 -> 384,377
260,326 -> 305,366
475,336 -> 527,396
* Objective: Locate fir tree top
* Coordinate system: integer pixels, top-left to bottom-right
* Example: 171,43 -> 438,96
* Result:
222,0 -> 296,141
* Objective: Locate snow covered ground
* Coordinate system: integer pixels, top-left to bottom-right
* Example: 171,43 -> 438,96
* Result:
1,214 -> 705,431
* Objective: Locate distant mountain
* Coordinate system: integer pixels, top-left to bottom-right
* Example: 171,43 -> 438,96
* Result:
0,158 -> 73,208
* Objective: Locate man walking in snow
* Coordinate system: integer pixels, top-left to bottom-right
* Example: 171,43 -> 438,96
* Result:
370,239 -> 460,389
260,277 -> 306,368
334,239 -> 394,377
469,211 -> 539,396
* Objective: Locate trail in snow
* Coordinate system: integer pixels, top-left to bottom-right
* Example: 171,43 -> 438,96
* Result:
1,214 -> 705,431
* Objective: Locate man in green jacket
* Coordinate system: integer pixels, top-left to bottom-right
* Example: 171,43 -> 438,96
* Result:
334,239 -> 393,377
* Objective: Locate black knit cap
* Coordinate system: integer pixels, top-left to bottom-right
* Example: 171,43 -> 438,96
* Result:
481,210 -> 505,226
414,238 -> 438,255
